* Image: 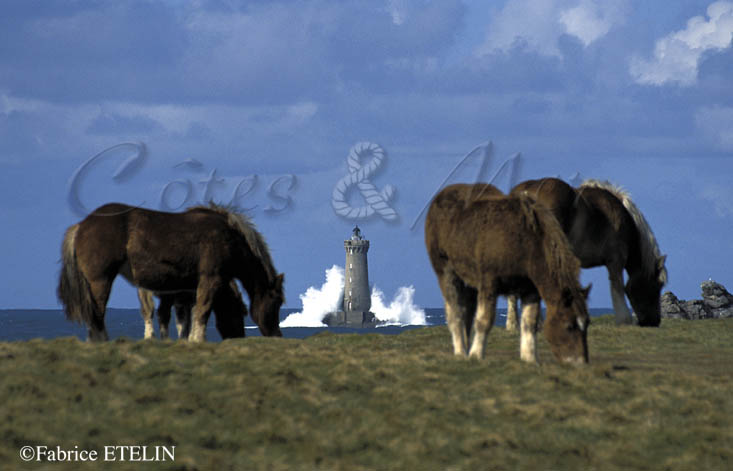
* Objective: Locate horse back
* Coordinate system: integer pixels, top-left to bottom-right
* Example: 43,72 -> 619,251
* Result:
74,203 -> 136,279
511,178 -> 631,268
425,183 -> 503,268
576,187 -> 639,261
426,190 -> 542,288
75,203 -> 242,290
125,206 -> 242,288
510,178 -> 579,233
430,183 -> 503,209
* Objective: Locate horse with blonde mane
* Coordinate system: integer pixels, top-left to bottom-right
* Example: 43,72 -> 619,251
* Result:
507,178 -> 667,328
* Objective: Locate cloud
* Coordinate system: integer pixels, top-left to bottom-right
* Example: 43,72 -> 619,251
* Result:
700,183 -> 733,218
86,111 -> 164,136
0,1 -> 466,105
476,0 -> 627,57
0,2 -> 188,104
0,1 -> 717,170
630,1 -> 733,86
695,105 -> 733,150
559,0 -> 627,46
0,93 -> 100,163
386,0 -> 408,25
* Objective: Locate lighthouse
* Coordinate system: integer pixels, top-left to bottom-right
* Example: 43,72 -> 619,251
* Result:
344,226 -> 370,313
324,226 -> 377,327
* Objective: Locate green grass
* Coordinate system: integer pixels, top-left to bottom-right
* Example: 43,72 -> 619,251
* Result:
1,315 -> 732,470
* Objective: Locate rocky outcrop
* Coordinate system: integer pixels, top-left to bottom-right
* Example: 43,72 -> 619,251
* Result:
661,280 -> 733,319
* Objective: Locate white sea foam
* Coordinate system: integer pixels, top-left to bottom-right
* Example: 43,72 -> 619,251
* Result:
280,265 -> 427,327
371,285 -> 426,326
279,265 -> 343,327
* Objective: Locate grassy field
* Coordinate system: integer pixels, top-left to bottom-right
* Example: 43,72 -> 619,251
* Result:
1,315 -> 732,470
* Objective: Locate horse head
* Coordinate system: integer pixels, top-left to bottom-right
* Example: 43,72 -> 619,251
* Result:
626,255 -> 667,327
251,273 -> 284,337
544,284 -> 591,364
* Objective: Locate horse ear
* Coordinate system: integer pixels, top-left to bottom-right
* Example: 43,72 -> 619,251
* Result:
582,284 -> 592,300
276,273 -> 284,288
657,255 -> 667,270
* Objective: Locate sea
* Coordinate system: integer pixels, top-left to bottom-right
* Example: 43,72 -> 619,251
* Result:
0,308 -> 613,342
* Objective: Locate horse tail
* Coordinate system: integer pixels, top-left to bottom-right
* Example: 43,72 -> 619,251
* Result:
57,224 -> 95,325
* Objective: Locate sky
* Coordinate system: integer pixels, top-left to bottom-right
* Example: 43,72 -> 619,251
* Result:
1,0 -> 732,310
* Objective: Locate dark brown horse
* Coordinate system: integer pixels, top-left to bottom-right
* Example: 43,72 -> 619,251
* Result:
137,280 -> 248,340
425,183 -> 591,364
508,178 -> 667,327
58,203 -> 284,342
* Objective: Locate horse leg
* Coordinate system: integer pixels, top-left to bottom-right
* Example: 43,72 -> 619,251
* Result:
87,279 -> 111,342
214,284 -> 246,339
189,277 -> 220,343
462,286 -> 477,345
445,302 -> 467,356
157,296 -> 173,340
440,272 -> 475,356
468,292 -> 497,360
519,294 -> 541,363
175,302 -> 192,340
506,295 -> 519,332
608,266 -> 632,325
137,289 -> 156,339
214,309 -> 245,339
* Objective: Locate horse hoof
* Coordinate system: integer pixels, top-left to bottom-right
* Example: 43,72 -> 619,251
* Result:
468,351 -> 484,360
562,356 -> 588,366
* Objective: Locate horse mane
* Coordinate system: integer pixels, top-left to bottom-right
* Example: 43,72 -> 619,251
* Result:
517,196 -> 581,290
580,179 -> 667,285
190,203 -> 278,283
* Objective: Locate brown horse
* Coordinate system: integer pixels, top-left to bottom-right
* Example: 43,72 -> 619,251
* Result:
507,178 -> 667,327
137,280 -> 248,340
425,183 -> 591,364
58,203 -> 284,342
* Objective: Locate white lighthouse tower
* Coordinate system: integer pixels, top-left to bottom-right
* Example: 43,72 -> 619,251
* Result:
324,226 -> 377,327
343,226 -> 371,314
